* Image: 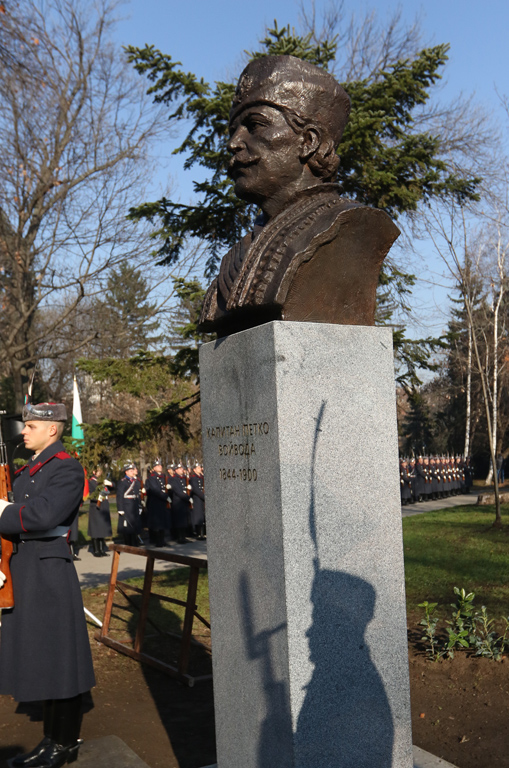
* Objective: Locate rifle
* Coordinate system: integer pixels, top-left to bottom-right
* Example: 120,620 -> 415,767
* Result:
0,416 -> 15,609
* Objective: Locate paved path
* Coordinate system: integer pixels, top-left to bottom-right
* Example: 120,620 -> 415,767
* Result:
75,536 -> 207,589
402,493 -> 477,518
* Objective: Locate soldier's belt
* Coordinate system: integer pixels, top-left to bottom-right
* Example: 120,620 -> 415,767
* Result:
124,494 -> 137,499
20,525 -> 69,540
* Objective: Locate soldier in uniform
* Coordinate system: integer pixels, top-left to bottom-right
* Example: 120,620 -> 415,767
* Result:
145,458 -> 169,547
428,457 -> 437,500
399,459 -> 412,506
414,457 -> 427,503
116,461 -> 142,546
87,467 -> 112,557
168,462 -> 191,544
190,461 -> 206,538
0,401 -> 95,767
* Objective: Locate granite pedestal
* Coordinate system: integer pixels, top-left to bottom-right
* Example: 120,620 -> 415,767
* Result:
200,321 -> 413,768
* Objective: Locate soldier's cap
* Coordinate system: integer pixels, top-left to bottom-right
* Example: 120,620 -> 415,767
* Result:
22,402 -> 67,422
123,461 -> 136,471
230,55 -> 350,148
152,457 -> 163,468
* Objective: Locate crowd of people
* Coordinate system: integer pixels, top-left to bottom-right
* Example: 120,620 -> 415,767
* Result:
399,455 -> 474,505
83,458 -> 206,557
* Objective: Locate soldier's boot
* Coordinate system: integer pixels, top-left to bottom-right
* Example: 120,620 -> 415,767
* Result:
99,538 -> 110,556
197,525 -> 205,540
14,697 -> 83,767
157,530 -> 165,547
11,702 -> 53,766
69,542 -> 80,561
92,539 -> 102,558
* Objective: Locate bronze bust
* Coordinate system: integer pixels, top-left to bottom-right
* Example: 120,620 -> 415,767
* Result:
198,55 -> 400,337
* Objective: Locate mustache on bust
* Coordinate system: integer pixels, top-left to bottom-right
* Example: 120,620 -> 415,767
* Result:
227,154 -> 261,177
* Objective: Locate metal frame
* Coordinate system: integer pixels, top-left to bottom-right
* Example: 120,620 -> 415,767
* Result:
95,543 -> 211,687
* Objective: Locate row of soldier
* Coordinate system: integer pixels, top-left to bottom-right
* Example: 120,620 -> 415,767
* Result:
400,456 -> 474,505
84,458 -> 205,556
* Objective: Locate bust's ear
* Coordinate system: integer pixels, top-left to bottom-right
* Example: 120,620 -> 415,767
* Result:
299,126 -> 321,162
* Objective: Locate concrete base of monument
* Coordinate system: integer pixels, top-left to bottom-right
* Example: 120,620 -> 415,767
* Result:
76,736 -> 150,767
7,736 -> 150,768
199,746 -> 459,768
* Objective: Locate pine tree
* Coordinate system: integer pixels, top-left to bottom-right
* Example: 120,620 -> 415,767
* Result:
93,263 -> 163,358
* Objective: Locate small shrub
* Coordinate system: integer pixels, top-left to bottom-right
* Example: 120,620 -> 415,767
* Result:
417,587 -> 509,662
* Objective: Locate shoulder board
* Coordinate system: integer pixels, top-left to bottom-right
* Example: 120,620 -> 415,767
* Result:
29,451 -> 74,476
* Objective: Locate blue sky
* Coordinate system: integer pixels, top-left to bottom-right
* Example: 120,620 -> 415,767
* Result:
112,0 -> 509,341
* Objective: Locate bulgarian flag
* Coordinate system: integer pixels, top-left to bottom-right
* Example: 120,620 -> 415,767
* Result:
72,375 -> 89,499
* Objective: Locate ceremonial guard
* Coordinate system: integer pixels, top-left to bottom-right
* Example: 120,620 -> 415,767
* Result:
116,461 -> 142,546
0,401 -> 95,767
414,457 -> 427,502
87,467 -> 112,557
427,457 -> 436,500
189,462 -> 206,538
145,458 -> 169,547
399,459 -> 412,506
168,462 -> 191,544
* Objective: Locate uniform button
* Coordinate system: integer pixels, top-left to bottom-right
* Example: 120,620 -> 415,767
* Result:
24,493 -> 29,498
31,480 -> 35,483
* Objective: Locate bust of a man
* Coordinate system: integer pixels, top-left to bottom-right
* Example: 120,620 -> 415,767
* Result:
198,55 -> 399,337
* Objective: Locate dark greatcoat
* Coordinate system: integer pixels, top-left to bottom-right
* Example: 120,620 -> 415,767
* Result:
0,440 -> 95,701
168,475 -> 191,529
145,473 -> 168,531
87,476 -> 112,539
189,474 -> 205,526
414,463 -> 427,498
116,475 -> 142,535
399,467 -> 412,503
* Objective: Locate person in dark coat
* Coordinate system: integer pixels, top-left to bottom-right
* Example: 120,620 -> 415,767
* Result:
399,459 -> 412,506
0,401 -> 95,767
189,462 -> 206,538
145,458 -> 169,547
87,467 -> 112,557
168,463 -> 191,544
116,462 -> 142,546
414,457 -> 427,502
165,463 -> 175,536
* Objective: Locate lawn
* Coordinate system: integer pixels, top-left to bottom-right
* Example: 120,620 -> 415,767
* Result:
403,504 -> 509,619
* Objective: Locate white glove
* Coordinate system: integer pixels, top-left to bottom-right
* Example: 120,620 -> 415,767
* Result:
141,488 -> 147,495
118,510 -> 125,515
166,484 -> 171,490
0,569 -> 6,588
104,479 -> 113,487
0,498 -> 11,516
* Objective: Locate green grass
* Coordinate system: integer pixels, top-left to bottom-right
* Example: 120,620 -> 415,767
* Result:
403,504 -> 509,618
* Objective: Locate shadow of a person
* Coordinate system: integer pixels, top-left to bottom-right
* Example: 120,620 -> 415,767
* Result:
295,568 -> 394,767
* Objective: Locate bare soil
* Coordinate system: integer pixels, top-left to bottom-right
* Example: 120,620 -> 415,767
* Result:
1,610 -> 509,768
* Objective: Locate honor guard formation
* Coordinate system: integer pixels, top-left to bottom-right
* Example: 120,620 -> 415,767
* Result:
115,458 -> 206,548
400,455 -> 474,505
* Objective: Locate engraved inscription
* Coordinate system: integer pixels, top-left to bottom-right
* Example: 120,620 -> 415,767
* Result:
205,420 -> 271,481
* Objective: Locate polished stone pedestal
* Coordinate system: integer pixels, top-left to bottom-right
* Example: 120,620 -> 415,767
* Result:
200,322 -> 413,768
